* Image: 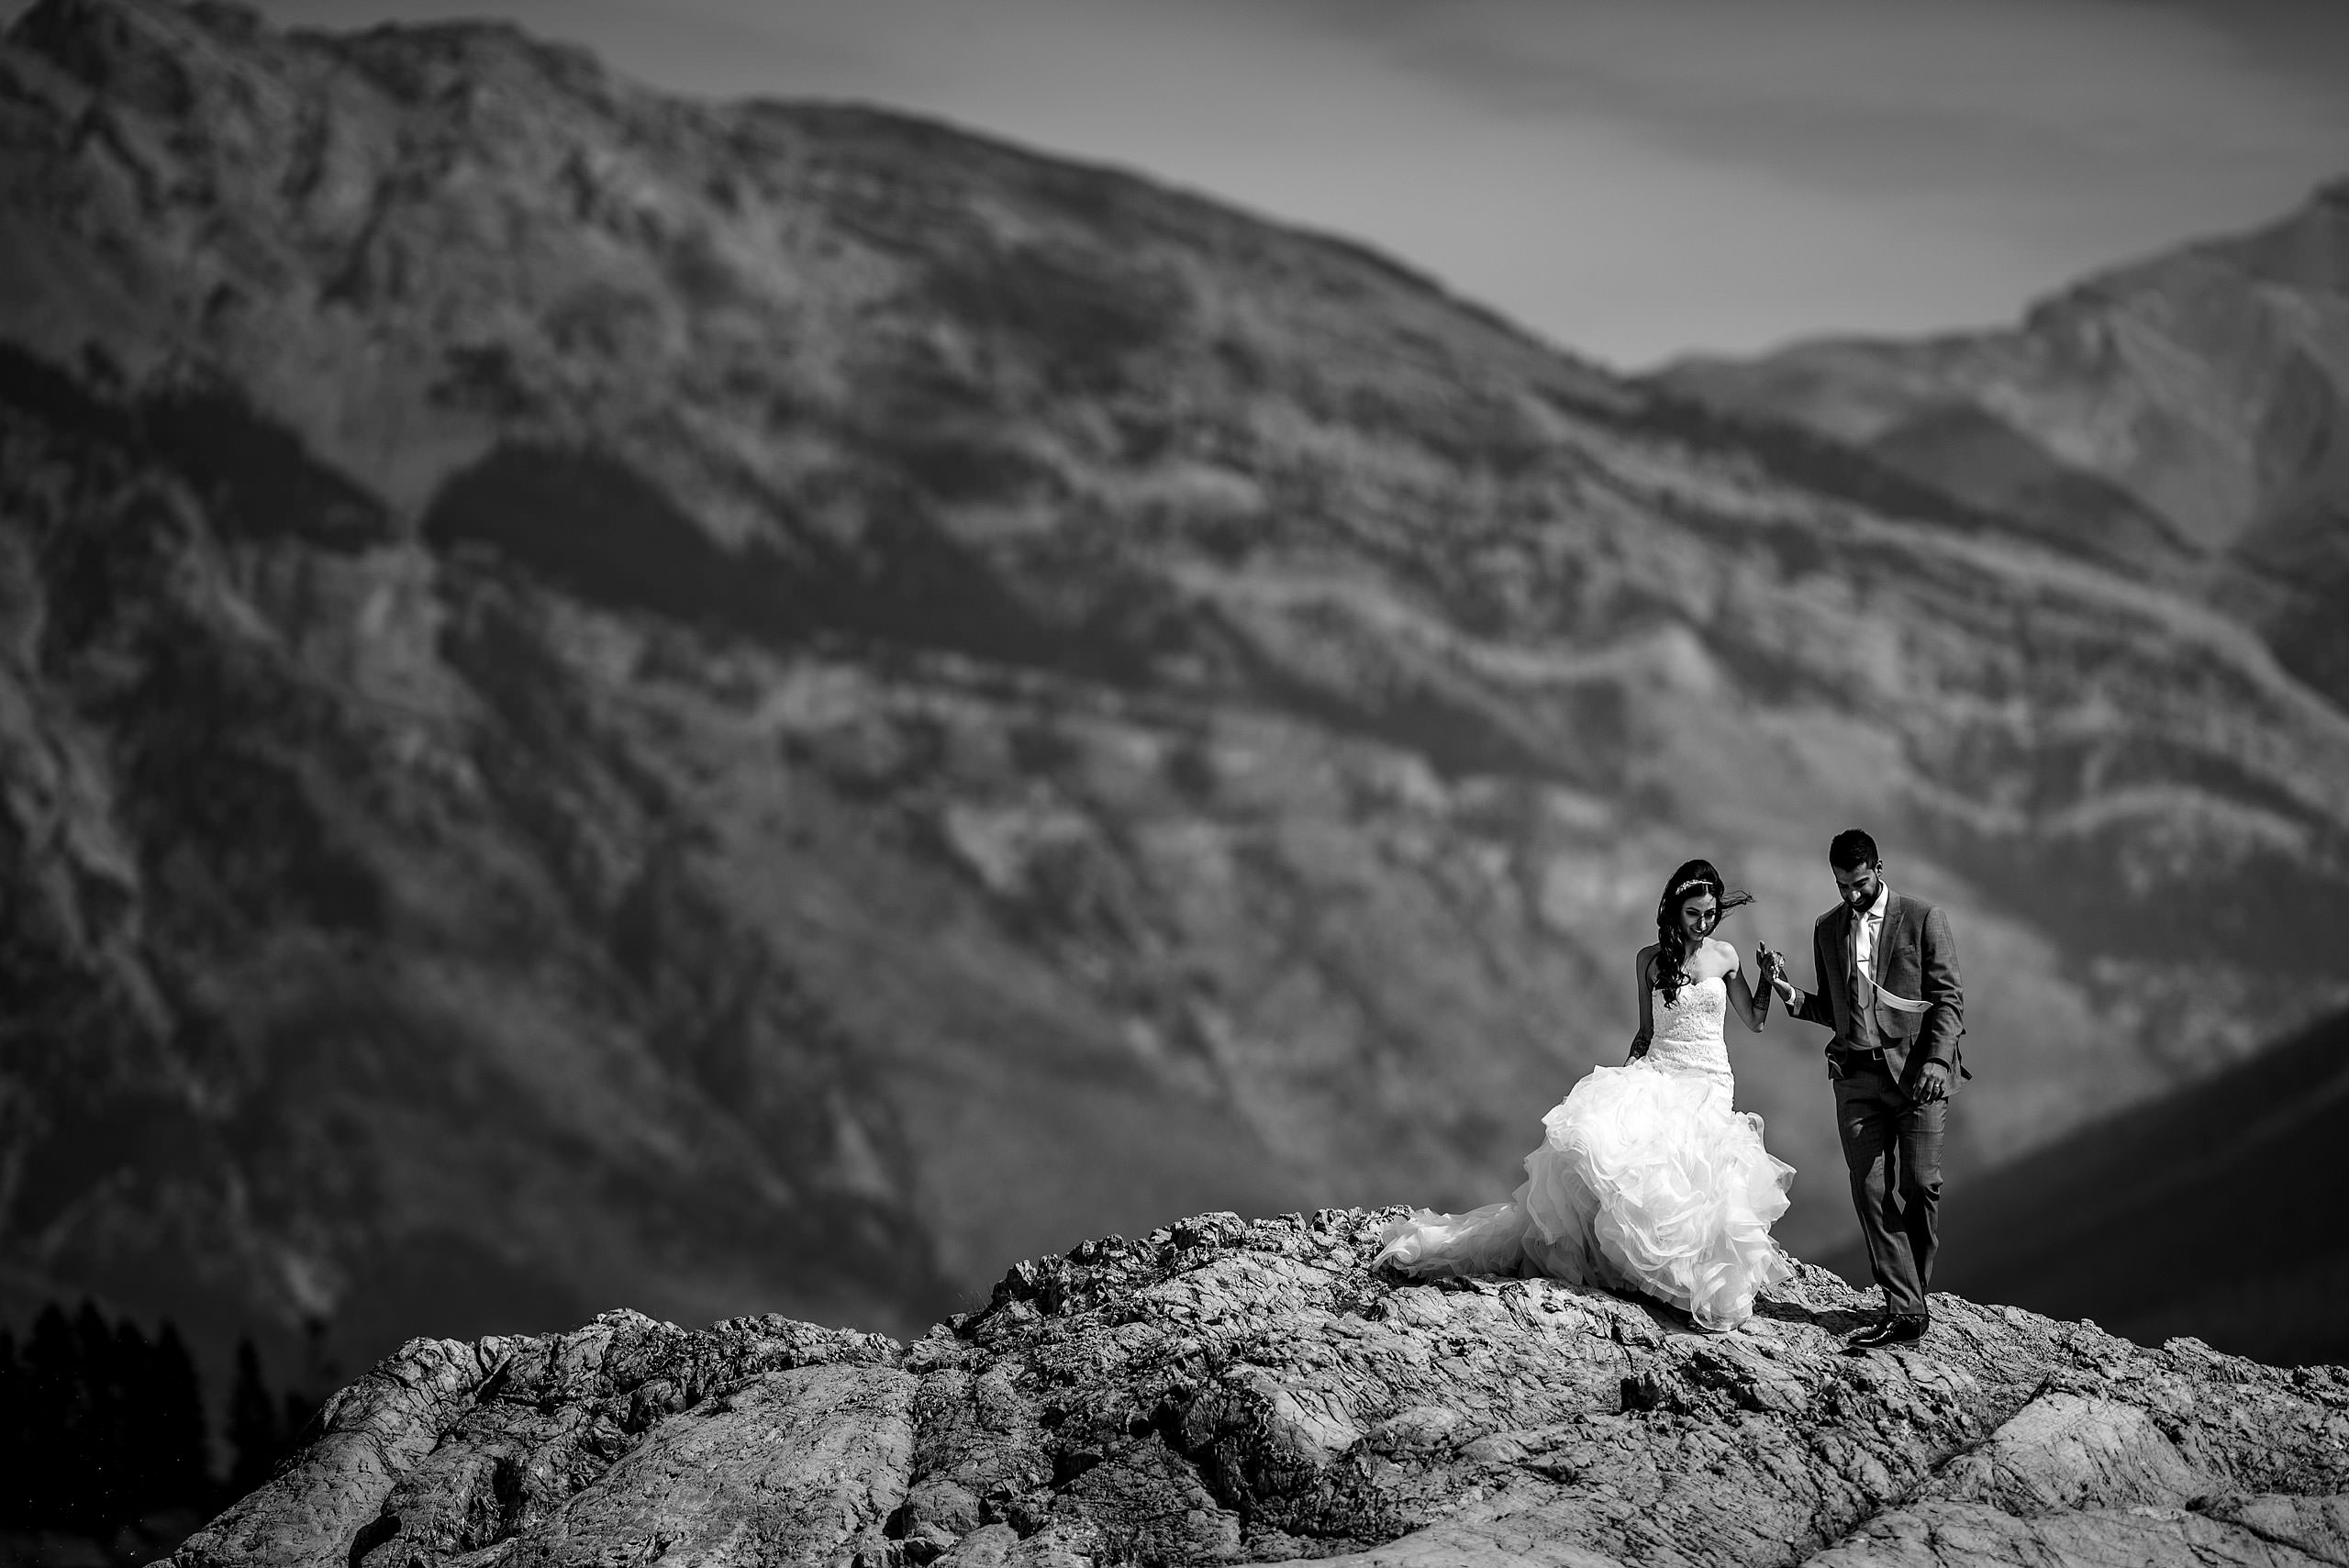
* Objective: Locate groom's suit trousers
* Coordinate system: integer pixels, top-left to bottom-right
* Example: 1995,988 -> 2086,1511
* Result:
1833,1062 -> 1945,1318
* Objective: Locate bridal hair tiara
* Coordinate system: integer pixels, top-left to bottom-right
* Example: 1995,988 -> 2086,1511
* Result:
1664,875 -> 1754,912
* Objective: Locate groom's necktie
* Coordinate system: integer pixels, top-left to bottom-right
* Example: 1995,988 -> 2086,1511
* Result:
1850,905 -> 1880,1049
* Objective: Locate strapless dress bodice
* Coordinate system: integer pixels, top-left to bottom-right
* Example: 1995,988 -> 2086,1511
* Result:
1647,973 -> 1731,1084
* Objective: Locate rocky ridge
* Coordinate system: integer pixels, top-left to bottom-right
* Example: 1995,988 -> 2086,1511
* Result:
170,1209 -> 2349,1568
1657,179 -> 2349,711
5,0 -> 2349,1375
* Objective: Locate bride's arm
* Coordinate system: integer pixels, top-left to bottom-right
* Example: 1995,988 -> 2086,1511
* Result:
1722,940 -> 1770,1032
1629,944 -> 1657,1059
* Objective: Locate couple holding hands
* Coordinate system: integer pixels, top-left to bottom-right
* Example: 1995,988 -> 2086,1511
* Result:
1378,828 -> 1965,1348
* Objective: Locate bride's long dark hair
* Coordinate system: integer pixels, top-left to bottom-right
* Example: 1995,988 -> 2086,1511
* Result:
1653,859 -> 1754,1006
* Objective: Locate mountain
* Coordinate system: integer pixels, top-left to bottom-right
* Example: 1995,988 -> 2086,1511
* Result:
1868,1005 -> 2349,1369
1656,180 -> 2349,713
167,1211 -> 2349,1568
4,0 -> 2349,1385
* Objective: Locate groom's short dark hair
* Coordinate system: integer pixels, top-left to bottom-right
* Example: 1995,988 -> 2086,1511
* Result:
1828,828 -> 1879,870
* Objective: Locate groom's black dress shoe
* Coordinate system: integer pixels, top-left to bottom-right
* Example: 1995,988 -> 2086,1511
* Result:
1843,1314 -> 1930,1351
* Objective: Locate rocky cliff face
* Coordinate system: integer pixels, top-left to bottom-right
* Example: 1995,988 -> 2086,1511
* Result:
4,0 -> 2349,1374
1657,180 -> 2349,713
166,1210 -> 2349,1568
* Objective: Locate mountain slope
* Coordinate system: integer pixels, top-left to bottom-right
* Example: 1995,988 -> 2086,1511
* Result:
1657,179 -> 2349,711
1873,1006 -> 2349,1369
2,0 -> 2347,1380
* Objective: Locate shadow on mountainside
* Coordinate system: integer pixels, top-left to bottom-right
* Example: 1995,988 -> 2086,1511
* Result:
1827,1005 -> 2349,1367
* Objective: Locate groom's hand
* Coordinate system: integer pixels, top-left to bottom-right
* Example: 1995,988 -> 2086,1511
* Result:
1914,1060 -> 1953,1103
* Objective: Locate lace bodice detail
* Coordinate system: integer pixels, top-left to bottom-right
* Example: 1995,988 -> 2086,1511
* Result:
1647,974 -> 1731,1084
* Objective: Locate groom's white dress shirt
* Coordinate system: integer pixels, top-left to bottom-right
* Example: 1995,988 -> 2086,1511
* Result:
1852,880 -> 1889,988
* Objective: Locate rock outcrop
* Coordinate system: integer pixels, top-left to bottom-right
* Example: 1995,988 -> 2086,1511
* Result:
166,1211 -> 2349,1568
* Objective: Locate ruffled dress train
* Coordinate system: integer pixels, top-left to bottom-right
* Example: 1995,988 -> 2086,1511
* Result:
1376,975 -> 1794,1331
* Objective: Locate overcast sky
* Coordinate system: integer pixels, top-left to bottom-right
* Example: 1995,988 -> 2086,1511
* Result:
206,2 -> 2349,365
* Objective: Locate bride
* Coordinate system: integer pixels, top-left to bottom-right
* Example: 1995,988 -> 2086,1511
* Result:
1376,860 -> 1795,1330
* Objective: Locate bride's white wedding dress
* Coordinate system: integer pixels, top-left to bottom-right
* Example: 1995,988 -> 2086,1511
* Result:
1376,973 -> 1795,1330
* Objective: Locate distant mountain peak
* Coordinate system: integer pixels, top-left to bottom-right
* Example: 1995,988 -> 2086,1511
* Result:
1655,173 -> 2349,713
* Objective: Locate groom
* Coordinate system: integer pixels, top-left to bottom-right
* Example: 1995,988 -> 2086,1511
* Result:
1763,829 -> 1965,1351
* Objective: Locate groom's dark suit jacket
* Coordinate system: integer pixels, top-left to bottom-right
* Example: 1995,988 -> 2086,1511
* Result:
1789,890 -> 1965,1084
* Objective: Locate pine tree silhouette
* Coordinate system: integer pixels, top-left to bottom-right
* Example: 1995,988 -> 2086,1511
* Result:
227,1338 -> 283,1497
0,1301 -> 226,1535
77,1302 -> 137,1529
280,1391 -> 317,1451
19,1304 -> 81,1529
149,1324 -> 214,1510
0,1328 -> 22,1528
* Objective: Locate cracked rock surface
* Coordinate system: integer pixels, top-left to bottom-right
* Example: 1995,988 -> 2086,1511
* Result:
167,1210 -> 2349,1568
